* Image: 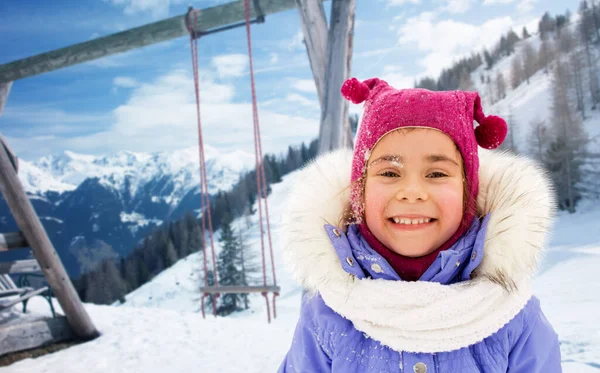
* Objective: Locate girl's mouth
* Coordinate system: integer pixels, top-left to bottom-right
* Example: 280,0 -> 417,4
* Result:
388,217 -> 437,225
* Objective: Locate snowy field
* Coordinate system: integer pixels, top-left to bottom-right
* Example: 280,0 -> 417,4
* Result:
1,170 -> 600,373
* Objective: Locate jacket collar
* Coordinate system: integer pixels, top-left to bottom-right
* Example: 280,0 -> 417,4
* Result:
328,214 -> 490,284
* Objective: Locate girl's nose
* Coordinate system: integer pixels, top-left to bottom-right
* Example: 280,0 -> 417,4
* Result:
395,178 -> 428,202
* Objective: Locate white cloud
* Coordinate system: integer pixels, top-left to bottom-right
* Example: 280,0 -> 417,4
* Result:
286,31 -> 305,51
381,66 -> 414,89
212,54 -> 248,79
387,0 -> 420,6
397,12 -> 514,77
517,0 -> 537,12
10,69 -> 319,160
291,79 -> 316,94
3,106 -> 110,127
441,0 -> 474,14
355,47 -> 396,58
483,0 -> 516,4
269,53 -> 279,64
107,0 -> 183,19
113,77 -> 140,88
285,94 -> 316,106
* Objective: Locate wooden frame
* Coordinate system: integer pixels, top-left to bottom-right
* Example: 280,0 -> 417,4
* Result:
0,232 -> 28,252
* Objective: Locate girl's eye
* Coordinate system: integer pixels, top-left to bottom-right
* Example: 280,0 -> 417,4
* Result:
380,171 -> 400,178
428,171 -> 448,178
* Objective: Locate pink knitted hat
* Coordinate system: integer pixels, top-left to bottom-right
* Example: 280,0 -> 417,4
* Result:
341,77 -> 507,221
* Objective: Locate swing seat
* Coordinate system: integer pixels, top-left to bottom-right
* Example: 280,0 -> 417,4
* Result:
199,285 -> 280,294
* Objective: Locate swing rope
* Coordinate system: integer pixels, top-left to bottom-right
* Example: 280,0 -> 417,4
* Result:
188,9 -> 219,319
187,2 -> 279,322
243,0 -> 279,322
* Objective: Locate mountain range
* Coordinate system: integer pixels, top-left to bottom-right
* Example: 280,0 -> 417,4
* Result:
0,145 -> 257,277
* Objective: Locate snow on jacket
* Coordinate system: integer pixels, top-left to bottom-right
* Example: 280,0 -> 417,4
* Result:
278,149 -> 561,373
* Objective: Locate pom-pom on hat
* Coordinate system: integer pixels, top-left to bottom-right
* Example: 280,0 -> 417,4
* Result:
342,77 -> 507,220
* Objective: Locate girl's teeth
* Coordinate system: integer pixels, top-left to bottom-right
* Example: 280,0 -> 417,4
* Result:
392,218 -> 431,225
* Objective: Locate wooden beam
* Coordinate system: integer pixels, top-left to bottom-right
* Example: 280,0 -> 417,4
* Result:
0,232 -> 28,251
0,259 -> 40,275
318,0 -> 356,154
0,0 -> 314,83
199,285 -> 280,294
0,82 -> 11,118
296,0 -> 328,105
0,286 -> 48,310
0,316 -> 75,357
0,133 -> 98,340
0,83 -> 18,173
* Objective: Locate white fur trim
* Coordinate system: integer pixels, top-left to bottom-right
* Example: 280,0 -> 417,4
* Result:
282,148 -> 555,353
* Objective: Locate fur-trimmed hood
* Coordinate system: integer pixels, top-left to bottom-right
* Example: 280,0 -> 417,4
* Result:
283,148 -> 554,291
281,148 -> 556,353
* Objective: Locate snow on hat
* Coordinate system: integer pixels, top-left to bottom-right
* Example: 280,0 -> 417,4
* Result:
341,77 -> 507,220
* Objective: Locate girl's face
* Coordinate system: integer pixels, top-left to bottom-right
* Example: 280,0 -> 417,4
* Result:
364,128 -> 464,257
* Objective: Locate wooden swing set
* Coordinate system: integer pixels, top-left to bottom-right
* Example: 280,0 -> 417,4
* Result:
0,0 -> 355,353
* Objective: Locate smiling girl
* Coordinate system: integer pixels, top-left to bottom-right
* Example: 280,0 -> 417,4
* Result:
278,77 -> 561,372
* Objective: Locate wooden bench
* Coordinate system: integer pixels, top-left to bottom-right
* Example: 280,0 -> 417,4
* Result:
0,259 -> 56,318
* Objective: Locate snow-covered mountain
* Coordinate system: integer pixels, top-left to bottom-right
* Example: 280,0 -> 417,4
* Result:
0,145 -> 257,277
26,145 -> 255,201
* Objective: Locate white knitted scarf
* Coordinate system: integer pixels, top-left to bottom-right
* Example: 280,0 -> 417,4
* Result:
282,149 -> 555,353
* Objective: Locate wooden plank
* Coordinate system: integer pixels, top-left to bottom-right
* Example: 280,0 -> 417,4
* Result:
296,0 -> 328,106
0,133 -> 19,174
0,82 -> 11,118
0,0 -> 320,83
0,274 -> 18,290
0,289 -> 26,298
0,316 -> 74,356
318,0 -> 356,154
0,232 -> 28,251
0,259 -> 41,275
0,83 -> 18,173
0,275 -> 11,290
199,285 -> 280,294
0,286 -> 48,310
0,134 -> 98,340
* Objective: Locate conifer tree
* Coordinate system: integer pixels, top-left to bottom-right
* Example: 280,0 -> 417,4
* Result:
216,214 -> 246,316
545,59 -> 588,212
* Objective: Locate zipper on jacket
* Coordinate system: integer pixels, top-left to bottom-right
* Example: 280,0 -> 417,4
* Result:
398,351 -> 403,372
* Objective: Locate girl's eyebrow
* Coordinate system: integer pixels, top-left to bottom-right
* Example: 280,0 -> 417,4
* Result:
369,155 -> 402,166
426,154 -> 459,166
369,154 -> 459,167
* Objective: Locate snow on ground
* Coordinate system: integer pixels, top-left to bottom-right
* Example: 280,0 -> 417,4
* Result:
2,168 -> 600,373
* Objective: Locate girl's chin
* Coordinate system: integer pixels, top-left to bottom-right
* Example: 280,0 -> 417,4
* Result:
388,245 -> 439,257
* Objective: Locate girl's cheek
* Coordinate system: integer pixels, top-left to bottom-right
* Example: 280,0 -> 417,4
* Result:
431,183 -> 464,213
364,183 -> 389,213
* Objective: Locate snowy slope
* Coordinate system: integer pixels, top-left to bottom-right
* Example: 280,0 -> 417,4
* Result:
123,168 -> 296,313
471,28 -> 600,155
4,168 -> 600,372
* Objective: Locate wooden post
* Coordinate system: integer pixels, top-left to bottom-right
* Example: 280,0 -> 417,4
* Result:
318,0 -> 356,154
0,132 -> 98,340
296,0 -> 328,105
0,82 -> 11,118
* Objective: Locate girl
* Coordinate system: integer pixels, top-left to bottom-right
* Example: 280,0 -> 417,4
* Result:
278,77 -> 561,372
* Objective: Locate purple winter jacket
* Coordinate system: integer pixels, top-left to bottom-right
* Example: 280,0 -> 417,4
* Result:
278,149 -> 561,373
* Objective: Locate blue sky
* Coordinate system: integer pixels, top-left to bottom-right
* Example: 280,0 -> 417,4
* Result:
0,0 -> 580,161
